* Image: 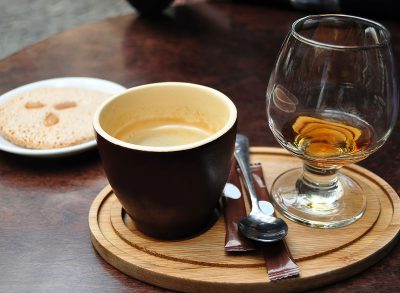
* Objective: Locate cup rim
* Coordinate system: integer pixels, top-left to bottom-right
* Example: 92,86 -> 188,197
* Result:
93,82 -> 237,152
291,14 -> 391,50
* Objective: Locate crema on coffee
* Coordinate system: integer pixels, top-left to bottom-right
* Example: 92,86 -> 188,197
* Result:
115,118 -> 213,147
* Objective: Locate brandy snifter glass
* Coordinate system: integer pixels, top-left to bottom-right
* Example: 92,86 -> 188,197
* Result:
266,14 -> 398,228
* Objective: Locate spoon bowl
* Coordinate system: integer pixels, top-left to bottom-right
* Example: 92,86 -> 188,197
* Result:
234,134 -> 288,242
239,212 -> 288,243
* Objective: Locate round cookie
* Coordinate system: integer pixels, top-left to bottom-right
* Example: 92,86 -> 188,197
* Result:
0,87 -> 111,149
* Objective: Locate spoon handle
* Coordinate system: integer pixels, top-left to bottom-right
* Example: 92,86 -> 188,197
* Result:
234,134 -> 261,215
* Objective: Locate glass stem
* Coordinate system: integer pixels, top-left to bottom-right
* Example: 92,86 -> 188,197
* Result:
296,163 -> 343,207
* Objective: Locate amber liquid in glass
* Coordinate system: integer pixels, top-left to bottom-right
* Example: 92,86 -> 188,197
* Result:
282,111 -> 374,166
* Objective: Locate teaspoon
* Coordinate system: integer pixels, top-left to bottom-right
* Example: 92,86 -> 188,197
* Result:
234,134 -> 288,242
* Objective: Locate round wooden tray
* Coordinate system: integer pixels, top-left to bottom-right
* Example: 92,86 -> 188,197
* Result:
89,147 -> 400,292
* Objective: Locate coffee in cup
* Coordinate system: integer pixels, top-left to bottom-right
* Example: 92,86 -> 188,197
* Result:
93,82 -> 237,239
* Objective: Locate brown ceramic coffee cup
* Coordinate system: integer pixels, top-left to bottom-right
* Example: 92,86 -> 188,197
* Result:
93,82 -> 237,239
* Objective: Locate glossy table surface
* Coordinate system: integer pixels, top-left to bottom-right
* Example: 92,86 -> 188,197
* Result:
0,1 -> 399,292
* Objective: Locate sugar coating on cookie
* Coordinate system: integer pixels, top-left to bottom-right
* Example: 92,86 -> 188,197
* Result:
0,87 -> 111,149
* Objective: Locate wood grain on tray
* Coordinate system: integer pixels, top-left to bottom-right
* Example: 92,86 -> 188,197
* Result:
89,147 -> 400,292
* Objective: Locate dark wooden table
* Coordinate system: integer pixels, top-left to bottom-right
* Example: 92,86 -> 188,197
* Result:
0,1 -> 399,292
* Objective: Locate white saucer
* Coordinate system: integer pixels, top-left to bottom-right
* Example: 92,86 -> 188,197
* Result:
0,77 -> 127,158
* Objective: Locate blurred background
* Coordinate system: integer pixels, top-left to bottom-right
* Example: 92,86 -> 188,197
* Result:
0,0 -> 132,59
1,0 -> 396,60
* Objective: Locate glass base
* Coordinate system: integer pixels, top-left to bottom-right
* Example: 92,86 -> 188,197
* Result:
271,168 -> 367,228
